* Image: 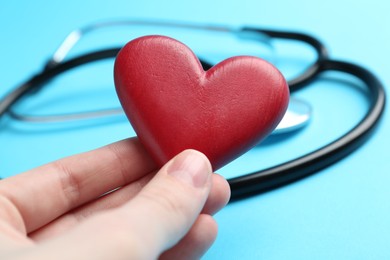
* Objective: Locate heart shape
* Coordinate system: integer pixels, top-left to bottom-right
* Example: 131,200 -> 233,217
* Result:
114,36 -> 289,170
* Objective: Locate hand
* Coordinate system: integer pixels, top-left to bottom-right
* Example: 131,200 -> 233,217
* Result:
0,138 -> 230,259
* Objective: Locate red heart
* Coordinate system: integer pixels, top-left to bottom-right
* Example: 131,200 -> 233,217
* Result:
114,36 -> 289,170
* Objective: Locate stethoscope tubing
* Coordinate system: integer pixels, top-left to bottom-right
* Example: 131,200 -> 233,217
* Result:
0,28 -> 386,202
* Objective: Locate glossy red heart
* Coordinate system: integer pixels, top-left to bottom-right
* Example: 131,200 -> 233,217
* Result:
114,35 -> 289,170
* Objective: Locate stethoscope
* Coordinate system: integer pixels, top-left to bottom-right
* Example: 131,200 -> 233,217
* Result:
0,20 -> 386,201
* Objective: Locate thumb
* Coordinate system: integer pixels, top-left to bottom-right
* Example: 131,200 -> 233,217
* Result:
121,149 -> 213,258
18,150 -> 213,260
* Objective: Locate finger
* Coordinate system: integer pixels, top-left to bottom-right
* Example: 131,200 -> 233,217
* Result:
0,138 -> 156,234
160,214 -> 218,260
25,150 -> 213,260
30,172 -> 229,241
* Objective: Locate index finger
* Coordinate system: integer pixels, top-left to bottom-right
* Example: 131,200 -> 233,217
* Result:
0,137 -> 156,234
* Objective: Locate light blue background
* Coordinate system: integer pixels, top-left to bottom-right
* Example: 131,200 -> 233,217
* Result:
1,1 -> 390,259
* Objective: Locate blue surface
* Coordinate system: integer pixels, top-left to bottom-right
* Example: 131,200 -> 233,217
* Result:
1,1 -> 390,259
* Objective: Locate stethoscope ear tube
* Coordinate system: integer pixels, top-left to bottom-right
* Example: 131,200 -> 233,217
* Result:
242,27 -> 329,91
0,48 -> 122,119
229,59 -> 386,201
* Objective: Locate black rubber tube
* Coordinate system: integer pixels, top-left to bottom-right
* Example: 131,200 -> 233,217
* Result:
0,30 -> 385,202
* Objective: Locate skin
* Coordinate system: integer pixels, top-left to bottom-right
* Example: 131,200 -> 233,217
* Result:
0,138 -> 231,259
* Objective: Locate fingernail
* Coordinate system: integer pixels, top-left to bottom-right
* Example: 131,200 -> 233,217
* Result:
167,150 -> 211,188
